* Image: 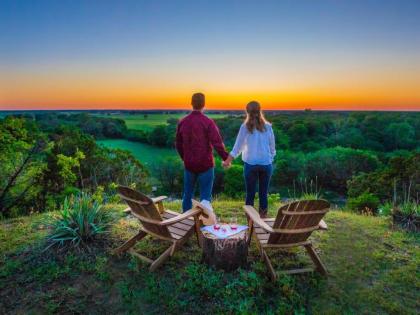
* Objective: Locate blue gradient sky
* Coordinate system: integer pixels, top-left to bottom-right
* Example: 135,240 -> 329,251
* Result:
1,0 -> 420,110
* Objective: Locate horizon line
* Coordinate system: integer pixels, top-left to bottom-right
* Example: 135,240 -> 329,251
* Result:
1,108 -> 419,113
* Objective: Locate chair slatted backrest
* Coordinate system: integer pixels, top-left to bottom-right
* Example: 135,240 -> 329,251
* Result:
267,200 -> 330,245
117,186 -> 171,238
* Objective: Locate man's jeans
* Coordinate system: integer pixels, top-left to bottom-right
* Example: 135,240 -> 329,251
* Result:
244,163 -> 273,214
182,167 -> 214,212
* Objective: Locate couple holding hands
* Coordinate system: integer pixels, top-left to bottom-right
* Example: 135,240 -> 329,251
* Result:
176,93 -> 276,220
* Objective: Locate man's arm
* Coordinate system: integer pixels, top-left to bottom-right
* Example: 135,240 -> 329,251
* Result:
208,120 -> 229,160
175,123 -> 184,160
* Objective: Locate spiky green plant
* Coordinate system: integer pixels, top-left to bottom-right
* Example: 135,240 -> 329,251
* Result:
46,193 -> 112,250
300,192 -> 322,200
398,201 -> 419,216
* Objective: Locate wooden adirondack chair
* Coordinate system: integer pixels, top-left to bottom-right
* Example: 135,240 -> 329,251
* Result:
114,186 -> 202,271
244,199 -> 330,280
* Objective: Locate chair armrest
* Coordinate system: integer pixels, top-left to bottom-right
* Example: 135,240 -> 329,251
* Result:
152,196 -> 167,204
243,205 -> 273,233
160,208 -> 202,226
318,219 -> 328,230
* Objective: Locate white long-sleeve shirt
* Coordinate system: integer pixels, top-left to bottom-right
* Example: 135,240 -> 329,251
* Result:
230,123 -> 276,165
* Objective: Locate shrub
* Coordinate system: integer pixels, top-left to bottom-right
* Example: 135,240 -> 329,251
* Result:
151,157 -> 183,195
223,165 -> 244,198
267,193 -> 281,204
378,202 -> 393,216
393,201 -> 419,232
46,193 -> 112,250
148,125 -> 168,146
347,192 -> 380,215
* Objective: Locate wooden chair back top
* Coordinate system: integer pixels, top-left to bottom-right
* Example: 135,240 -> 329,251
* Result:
268,199 -> 330,245
117,186 -> 171,238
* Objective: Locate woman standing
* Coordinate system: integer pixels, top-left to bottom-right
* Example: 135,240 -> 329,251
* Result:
223,101 -> 276,218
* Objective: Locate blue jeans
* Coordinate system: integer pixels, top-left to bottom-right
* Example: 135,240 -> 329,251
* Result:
244,163 -> 273,213
182,167 -> 214,212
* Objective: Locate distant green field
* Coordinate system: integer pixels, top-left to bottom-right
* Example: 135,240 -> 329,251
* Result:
95,113 -> 226,131
97,139 -> 176,168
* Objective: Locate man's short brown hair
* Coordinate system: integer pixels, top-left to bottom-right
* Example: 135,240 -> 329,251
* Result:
191,93 -> 205,110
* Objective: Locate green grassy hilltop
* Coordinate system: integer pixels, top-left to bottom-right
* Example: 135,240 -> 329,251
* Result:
97,139 -> 175,167
1,199 -> 419,314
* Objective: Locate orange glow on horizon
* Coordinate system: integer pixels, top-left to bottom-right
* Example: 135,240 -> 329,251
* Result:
1,62 -> 420,111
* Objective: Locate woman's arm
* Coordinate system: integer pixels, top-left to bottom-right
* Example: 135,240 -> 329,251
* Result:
269,125 -> 276,161
223,124 -> 246,167
230,124 -> 247,158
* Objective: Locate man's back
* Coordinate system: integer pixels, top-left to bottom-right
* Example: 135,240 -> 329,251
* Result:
176,111 -> 228,173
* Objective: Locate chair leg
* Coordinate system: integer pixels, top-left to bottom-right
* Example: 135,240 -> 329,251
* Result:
255,235 -> 264,260
149,243 -> 175,272
247,216 -> 254,246
194,215 -> 203,248
170,232 -> 192,256
261,248 -> 277,281
114,231 -> 147,255
304,244 -> 328,276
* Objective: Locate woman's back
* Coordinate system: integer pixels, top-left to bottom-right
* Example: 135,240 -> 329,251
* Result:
230,122 -> 275,165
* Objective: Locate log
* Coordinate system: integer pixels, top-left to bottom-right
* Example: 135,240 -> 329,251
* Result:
202,230 -> 248,271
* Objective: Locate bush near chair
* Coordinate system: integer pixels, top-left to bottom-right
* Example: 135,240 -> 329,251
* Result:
346,192 -> 380,215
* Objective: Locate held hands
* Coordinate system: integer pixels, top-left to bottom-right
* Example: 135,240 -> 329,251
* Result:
222,155 -> 234,168
222,160 -> 231,168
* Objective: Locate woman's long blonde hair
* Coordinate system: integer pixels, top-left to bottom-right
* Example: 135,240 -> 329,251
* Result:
245,101 -> 268,133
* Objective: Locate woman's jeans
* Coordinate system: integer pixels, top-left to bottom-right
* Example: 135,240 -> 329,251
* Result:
182,167 -> 214,212
244,163 -> 273,214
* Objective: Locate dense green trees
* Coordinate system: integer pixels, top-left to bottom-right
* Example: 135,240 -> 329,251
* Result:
305,147 -> 380,193
0,117 -> 149,218
1,110 -> 419,218
347,152 -> 420,202
152,157 -> 184,195
33,113 -> 128,138
0,117 -> 47,217
272,147 -> 380,194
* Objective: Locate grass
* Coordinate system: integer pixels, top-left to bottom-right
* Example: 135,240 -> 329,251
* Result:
95,113 -> 227,131
97,139 -> 176,168
1,199 -> 419,314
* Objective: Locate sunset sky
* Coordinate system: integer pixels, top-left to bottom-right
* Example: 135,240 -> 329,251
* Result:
1,0 -> 420,111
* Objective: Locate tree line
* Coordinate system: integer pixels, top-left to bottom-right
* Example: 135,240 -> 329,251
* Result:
1,111 -> 419,218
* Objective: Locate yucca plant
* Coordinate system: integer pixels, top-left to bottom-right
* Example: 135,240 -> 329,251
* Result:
398,201 -> 419,216
393,201 -> 419,232
300,192 -> 322,201
46,193 -> 112,250
287,177 -> 323,201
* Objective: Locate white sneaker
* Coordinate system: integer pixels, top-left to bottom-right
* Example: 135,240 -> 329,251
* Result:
199,199 -> 216,225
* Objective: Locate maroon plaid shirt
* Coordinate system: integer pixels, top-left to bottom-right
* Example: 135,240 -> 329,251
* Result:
176,111 -> 229,173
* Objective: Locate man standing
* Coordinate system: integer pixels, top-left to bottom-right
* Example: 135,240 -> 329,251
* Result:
176,93 -> 229,212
